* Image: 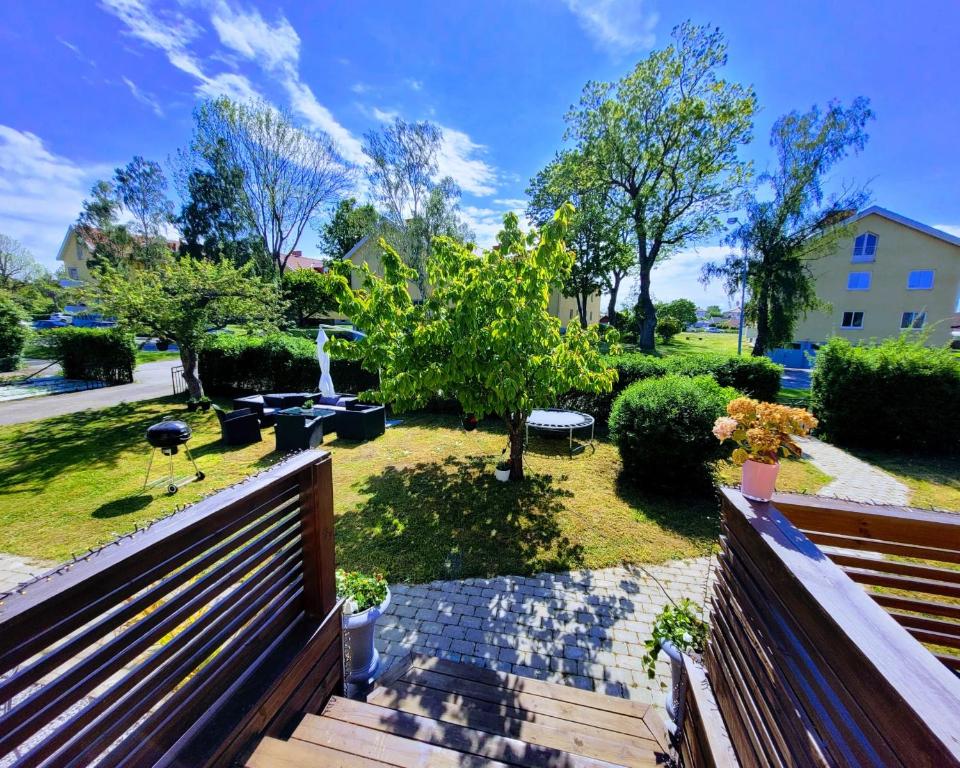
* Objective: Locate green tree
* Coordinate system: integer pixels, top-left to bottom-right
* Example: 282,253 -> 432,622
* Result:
113,156 -> 174,249
655,298 -> 698,328
0,292 -> 28,371
0,234 -> 43,289
656,316 -> 683,343
282,268 -> 338,326
362,118 -> 472,296
702,99 -> 873,354
527,151 -> 633,327
705,305 -> 723,317
76,180 -> 135,272
176,140 -> 269,273
329,205 -> 616,480
97,254 -> 282,398
566,22 -> 756,350
191,98 -> 352,275
319,198 -> 380,260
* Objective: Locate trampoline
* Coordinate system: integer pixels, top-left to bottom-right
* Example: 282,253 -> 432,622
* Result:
525,408 -> 595,455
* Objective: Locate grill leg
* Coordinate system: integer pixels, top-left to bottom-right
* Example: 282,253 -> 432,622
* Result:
142,448 -> 156,491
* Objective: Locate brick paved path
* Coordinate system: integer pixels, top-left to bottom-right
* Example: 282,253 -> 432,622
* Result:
374,557 -> 716,706
797,436 -> 908,505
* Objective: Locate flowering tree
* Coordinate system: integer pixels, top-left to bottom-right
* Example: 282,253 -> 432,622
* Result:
330,205 -> 616,480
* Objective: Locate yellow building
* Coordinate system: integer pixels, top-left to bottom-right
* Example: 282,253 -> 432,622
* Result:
792,206 -> 960,348
56,225 -> 97,284
345,233 -> 602,327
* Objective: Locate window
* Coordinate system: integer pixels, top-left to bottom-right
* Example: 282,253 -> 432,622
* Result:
840,311 -> 864,329
847,272 -> 871,291
569,309 -> 574,320
68,267 -> 80,280
907,269 -> 934,290
589,311 -> 593,321
852,232 -> 878,262
900,311 -> 926,329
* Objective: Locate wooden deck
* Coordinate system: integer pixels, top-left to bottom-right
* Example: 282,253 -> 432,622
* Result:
247,655 -> 670,767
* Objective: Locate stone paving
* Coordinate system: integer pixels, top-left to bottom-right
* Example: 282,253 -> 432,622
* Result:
797,436 -> 909,505
0,553 -> 54,594
374,557 -> 716,705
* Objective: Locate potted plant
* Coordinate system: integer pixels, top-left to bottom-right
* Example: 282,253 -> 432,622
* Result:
337,569 -> 390,685
302,399 -> 315,414
642,598 -> 708,738
186,396 -> 212,413
713,397 -> 818,501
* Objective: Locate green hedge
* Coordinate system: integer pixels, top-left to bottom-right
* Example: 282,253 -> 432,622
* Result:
811,337 -> 960,453
559,352 -> 781,427
0,294 -> 28,372
610,374 -> 737,488
199,333 -> 378,396
46,327 -> 136,384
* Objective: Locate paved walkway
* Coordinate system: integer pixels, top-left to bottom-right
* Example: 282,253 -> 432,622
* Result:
797,436 -> 909,505
0,359 -> 179,426
374,557 -> 716,706
0,553 -> 54,594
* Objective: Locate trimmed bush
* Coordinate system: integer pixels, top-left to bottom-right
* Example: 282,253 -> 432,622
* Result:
656,316 -> 683,343
811,337 -> 960,453
663,354 -> 782,401
46,327 -> 136,384
199,333 -> 377,396
0,294 -> 28,372
610,374 -> 737,488
559,354 -> 668,427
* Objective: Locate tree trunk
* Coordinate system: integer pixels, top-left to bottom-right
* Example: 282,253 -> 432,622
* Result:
634,263 -> 656,350
577,294 -> 588,328
180,346 -> 204,399
503,413 -> 526,481
751,281 -> 769,357
606,283 -> 620,323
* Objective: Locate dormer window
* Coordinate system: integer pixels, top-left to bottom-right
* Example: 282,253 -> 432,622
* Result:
852,232 -> 878,262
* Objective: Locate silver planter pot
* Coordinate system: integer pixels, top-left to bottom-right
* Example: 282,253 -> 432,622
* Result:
660,639 -> 687,739
342,587 -> 391,686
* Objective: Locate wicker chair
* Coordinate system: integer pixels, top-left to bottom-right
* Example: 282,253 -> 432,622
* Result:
213,406 -> 262,446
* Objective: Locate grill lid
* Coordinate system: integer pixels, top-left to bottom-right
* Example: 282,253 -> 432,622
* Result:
146,420 -> 192,448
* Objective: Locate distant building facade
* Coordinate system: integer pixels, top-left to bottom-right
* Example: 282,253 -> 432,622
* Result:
55,225 -> 180,286
787,206 -> 960,352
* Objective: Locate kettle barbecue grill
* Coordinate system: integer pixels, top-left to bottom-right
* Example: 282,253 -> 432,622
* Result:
143,420 -> 204,495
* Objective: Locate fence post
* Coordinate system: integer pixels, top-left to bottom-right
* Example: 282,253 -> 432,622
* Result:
299,455 -> 336,617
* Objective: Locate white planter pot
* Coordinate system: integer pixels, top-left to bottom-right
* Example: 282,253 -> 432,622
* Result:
494,466 -> 511,482
342,587 -> 391,686
660,639 -> 687,739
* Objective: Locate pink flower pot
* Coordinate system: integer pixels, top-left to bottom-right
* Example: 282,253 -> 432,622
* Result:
741,459 -> 779,501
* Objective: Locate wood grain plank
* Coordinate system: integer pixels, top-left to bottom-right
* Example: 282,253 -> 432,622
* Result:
319,697 -> 628,768
247,736 -> 390,768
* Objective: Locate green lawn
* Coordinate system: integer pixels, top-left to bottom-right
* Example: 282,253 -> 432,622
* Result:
653,332 -> 743,357
845,449 -> 960,511
135,350 -> 181,365
0,400 -> 829,580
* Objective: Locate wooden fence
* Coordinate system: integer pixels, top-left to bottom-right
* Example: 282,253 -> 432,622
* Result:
682,488 -> 960,768
0,450 -> 341,768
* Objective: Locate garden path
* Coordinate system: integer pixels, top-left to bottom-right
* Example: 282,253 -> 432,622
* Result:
797,436 -> 909,505
0,553 -> 54,594
374,557 -> 716,708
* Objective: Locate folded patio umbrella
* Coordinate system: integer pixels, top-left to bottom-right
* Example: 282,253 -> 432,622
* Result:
316,327 -> 336,397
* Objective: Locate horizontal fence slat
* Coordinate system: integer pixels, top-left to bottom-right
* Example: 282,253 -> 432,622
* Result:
841,567 -> 960,601
826,552 -> 960,585
802,530 -> 960,566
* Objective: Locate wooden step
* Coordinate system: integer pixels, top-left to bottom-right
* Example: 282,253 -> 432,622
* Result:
367,681 -> 660,767
293,712 -> 510,767
246,735 -> 389,767
320,696 -> 626,768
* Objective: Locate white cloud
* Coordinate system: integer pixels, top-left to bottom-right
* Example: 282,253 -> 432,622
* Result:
616,245 -> 734,310
371,107 -> 399,123
0,126 -> 110,270
564,0 -> 658,53
405,78 -> 423,91
437,126 -> 497,196
283,80 -> 367,164
351,82 -> 371,94
195,71 -> 264,103
100,0 -> 204,77
494,197 -> 527,208
209,2 -> 300,72
121,76 -> 164,116
934,223 -> 960,239
460,203 -> 529,249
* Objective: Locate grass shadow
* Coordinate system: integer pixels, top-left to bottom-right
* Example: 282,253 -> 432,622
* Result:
92,493 -> 154,519
336,454 -> 584,583
614,473 -> 720,549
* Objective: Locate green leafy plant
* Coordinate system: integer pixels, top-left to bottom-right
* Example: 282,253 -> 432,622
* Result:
335,568 -> 388,614
0,293 -> 28,372
45,327 -> 136,384
641,598 -> 709,679
656,316 -> 683,343
303,399 -> 314,409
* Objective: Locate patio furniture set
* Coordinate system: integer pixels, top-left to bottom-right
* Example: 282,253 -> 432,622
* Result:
214,391 -> 386,450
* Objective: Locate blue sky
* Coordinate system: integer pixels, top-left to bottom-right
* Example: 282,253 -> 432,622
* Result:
1,0 -> 958,308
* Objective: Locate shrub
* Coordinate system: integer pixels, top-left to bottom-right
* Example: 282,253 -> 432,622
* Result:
664,354 -> 782,401
0,294 -> 28,372
811,337 -> 960,453
559,354 -> 668,427
610,374 -> 737,488
199,333 -> 378,396
45,327 -> 136,384
336,569 -> 388,613
656,316 -> 683,343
